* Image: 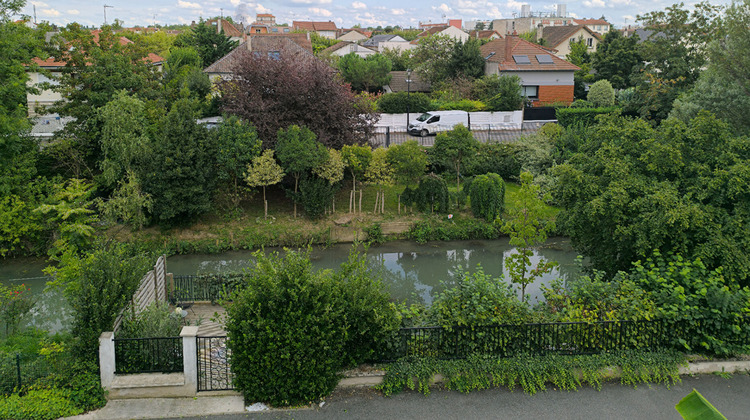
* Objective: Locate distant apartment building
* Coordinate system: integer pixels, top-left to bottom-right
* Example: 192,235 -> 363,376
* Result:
572,18 -> 611,34
292,21 -> 338,39
419,19 -> 462,30
492,4 -> 573,35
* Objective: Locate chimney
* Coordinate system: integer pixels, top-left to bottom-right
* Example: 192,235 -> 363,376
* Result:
536,23 -> 543,43
218,18 -> 222,34
505,33 -> 515,62
246,36 -> 252,51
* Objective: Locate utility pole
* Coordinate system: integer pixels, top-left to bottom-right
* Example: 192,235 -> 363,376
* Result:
103,4 -> 113,25
33,5 -> 37,24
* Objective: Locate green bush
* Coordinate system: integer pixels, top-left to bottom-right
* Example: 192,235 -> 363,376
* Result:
486,75 -> 524,111
469,173 -> 505,222
298,175 -> 334,220
377,92 -> 432,114
407,215 -> 500,244
0,387 -> 83,420
587,80 -> 616,107
118,301 -> 182,339
402,173 -> 450,214
467,142 -> 522,181
429,266 -> 528,327
225,248 -> 397,406
435,99 -> 486,112
555,106 -> 619,127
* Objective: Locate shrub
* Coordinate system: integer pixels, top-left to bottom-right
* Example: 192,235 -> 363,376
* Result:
299,175 -> 334,220
118,301 -> 182,339
225,248 -> 397,406
429,266 -> 529,327
568,99 -> 594,108
0,387 -> 82,420
486,75 -> 524,111
555,106 -> 619,127
587,80 -> 616,107
407,215 -> 500,244
467,142 -> 522,181
469,173 -> 505,222
403,173 -> 450,213
377,92 -> 432,114
435,99 -> 486,112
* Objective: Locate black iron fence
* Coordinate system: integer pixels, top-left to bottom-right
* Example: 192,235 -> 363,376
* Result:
114,337 -> 183,374
0,352 -> 70,394
375,318 -> 748,362
197,336 -> 234,391
172,274 -> 243,304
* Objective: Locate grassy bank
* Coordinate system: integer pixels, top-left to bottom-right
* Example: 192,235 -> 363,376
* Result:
107,181 -> 559,255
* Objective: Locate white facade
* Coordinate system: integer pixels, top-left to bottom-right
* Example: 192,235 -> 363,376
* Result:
330,43 -> 376,57
378,40 -> 414,53
434,26 -> 470,43
26,71 -> 62,116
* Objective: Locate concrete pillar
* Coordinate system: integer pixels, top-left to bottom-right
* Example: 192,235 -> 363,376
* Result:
181,326 -> 200,395
99,331 -> 115,390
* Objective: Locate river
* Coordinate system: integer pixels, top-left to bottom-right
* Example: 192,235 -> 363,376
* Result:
0,238 -> 582,333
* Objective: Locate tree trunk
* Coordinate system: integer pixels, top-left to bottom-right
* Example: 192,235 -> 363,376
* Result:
456,163 -> 461,208
263,186 -> 268,219
293,176 -> 298,218
373,191 -> 379,213
359,190 -> 363,213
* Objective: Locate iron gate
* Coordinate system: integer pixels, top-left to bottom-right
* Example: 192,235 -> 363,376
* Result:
197,336 -> 235,391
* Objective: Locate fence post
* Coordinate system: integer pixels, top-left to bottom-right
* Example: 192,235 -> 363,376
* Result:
467,113 -> 471,131
99,332 -> 115,390
385,126 -> 390,147
181,326 -> 199,395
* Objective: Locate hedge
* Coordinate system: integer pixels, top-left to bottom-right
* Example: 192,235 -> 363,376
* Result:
556,106 -> 620,127
377,92 -> 432,113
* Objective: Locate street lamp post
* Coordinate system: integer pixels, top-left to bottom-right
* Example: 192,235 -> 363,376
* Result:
406,68 -> 412,133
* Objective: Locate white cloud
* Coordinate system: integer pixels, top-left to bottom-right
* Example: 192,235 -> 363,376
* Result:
41,8 -> 60,16
67,9 -> 80,15
355,12 -> 384,26
505,0 -> 525,10
177,1 -> 202,9
583,0 -> 606,7
391,8 -> 406,15
352,1 -> 366,9
30,1 -> 48,7
308,7 -> 332,16
230,0 -> 241,5
291,0 -> 332,4
256,4 -> 271,13
487,6 -> 503,18
433,3 -> 452,14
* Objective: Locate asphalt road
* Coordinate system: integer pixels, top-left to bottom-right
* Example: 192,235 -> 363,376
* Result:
164,374 -> 750,420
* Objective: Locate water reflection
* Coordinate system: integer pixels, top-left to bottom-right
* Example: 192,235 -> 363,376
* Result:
168,238 -> 582,305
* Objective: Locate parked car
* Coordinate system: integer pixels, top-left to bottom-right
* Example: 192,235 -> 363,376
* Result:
408,110 -> 469,137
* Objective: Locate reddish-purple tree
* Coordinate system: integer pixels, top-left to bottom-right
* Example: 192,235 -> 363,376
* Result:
219,47 -> 376,149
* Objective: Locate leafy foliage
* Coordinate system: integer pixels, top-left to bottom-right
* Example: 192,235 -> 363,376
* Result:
225,248 -> 397,406
275,125 -> 328,217
555,106 -> 619,127
386,140 -> 428,186
467,142 -> 522,181
586,80 -> 615,107
298,175 -> 334,219
431,124 -> 479,194
174,20 -> 238,68
403,173 -> 450,214
411,35 -> 456,86
0,283 -> 34,336
338,52 -> 392,92
377,92 -> 432,114
486,75 -> 524,111
118,301 -> 182,339
469,173 -> 505,222
447,38 -> 484,80
591,30 -> 641,89
0,387 -> 83,420
220,50 -> 376,149
34,179 -> 98,259
244,150 -> 284,219
213,116 -> 262,212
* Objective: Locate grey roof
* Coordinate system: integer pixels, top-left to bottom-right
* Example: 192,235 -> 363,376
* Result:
386,71 -> 431,93
363,34 -> 399,46
631,28 -> 667,43
204,36 -> 313,74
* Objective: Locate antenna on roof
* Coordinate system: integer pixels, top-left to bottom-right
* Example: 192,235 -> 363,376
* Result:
103,4 -> 113,25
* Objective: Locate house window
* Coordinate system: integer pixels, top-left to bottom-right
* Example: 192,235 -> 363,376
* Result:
522,86 -> 539,99
255,29 -> 261,33
570,37 -> 575,44
268,51 -> 281,60
587,38 -> 593,47
272,27 -> 278,32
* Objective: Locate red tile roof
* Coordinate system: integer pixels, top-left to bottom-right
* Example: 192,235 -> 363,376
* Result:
293,21 -> 337,32
573,19 -> 610,26
468,30 -> 502,39
29,30 -> 164,68
479,36 -> 579,71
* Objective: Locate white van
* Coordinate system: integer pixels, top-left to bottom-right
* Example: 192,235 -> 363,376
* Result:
408,110 -> 469,137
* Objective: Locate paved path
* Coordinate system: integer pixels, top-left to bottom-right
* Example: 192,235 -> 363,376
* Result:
159,374 -> 750,420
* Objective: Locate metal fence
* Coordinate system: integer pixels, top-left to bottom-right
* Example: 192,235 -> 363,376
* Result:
172,274 -> 244,303
375,319 -> 715,362
197,336 -> 234,391
113,337 -> 183,374
0,352 -> 70,394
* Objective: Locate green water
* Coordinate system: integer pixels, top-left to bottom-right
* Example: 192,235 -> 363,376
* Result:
167,238 -> 582,305
0,238 -> 582,333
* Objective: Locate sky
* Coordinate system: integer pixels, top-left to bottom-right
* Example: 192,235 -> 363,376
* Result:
18,0 -> 725,30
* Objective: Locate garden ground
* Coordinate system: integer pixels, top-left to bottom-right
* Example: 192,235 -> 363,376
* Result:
64,374 -> 750,420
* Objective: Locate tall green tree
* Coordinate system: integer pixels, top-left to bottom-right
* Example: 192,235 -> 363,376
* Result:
385,140 -> 427,186
447,38 -> 484,80
139,98 -> 217,227
431,124 -> 479,196
501,172 -> 557,301
591,30 -> 641,89
174,20 -> 238,68
245,150 -> 284,219
341,144 -> 372,213
213,116 -> 261,212
364,148 -> 394,214
337,53 -> 392,92
412,34 -> 456,85
566,39 -> 595,99
275,125 -> 328,218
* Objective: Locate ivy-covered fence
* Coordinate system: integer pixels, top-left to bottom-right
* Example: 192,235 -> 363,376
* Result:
375,318 -> 750,362
0,352 -> 72,394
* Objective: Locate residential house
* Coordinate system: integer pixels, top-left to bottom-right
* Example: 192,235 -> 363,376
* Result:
383,71 -> 431,93
249,13 -> 293,34
321,41 -> 376,58
467,30 -> 503,41
416,25 -> 469,43
292,21 -> 337,39
26,31 -> 165,116
573,18 -> 611,34
337,29 -> 371,42
204,18 -> 245,43
479,35 -> 579,106
255,14 -> 276,25
492,16 -> 574,36
363,34 -> 413,52
203,34 -> 313,81
420,19 -> 462,29
540,25 -> 600,58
